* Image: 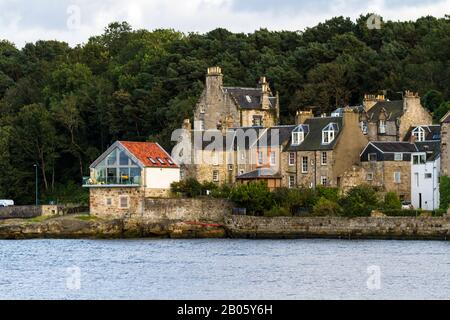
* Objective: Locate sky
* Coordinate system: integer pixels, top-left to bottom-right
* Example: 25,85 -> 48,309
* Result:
0,0 -> 448,48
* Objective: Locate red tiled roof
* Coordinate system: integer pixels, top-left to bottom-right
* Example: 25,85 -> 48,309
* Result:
119,141 -> 179,168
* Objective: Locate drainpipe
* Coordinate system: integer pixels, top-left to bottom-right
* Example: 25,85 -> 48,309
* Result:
314,151 -> 317,189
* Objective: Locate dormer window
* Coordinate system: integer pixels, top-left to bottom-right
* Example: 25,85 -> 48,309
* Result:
322,123 -> 338,145
360,121 -> 368,135
148,157 -> 157,164
246,95 -> 252,103
412,126 -> 425,142
292,125 -> 309,146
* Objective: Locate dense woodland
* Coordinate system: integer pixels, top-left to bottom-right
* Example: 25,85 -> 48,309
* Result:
0,14 -> 449,204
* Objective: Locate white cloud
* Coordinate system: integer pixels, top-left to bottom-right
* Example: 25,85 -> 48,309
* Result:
0,0 -> 448,48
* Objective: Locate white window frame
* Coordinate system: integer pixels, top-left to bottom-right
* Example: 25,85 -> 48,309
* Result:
394,172 -> 401,184
228,164 -> 233,171
412,126 -> 425,142
270,152 -> 276,166
213,170 -> 219,182
321,152 -> 328,166
321,176 -> 328,186
360,121 -> 368,135
119,196 -> 129,209
258,151 -> 264,166
368,153 -> 377,162
200,105 -> 206,114
394,153 -> 403,161
289,176 -> 296,189
322,124 -> 337,145
413,154 -> 426,165
288,152 -> 296,166
366,173 -> 374,181
379,120 -> 386,134
302,157 -> 308,173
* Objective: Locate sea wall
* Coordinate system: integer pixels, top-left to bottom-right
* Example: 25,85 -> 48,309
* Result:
225,215 -> 450,240
0,205 -> 89,220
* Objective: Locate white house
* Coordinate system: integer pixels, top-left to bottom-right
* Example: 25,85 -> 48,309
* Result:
84,141 -> 180,216
408,125 -> 441,210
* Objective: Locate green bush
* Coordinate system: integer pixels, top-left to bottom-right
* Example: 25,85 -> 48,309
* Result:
340,185 -> 379,217
42,181 -> 89,205
383,192 -> 402,210
382,209 -> 421,217
313,197 -> 342,217
272,187 -> 317,214
230,181 -> 274,215
264,206 -> 292,217
440,176 -> 450,211
210,184 -> 232,199
171,178 -> 203,198
316,186 -> 340,202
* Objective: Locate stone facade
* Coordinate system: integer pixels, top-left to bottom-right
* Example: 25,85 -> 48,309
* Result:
441,112 -> 450,177
362,91 -> 433,142
193,67 -> 279,131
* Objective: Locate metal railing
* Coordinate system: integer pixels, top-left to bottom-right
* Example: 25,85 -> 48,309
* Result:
82,176 -> 141,186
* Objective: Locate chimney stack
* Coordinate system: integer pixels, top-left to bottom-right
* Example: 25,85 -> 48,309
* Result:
296,110 -> 314,125
363,94 -> 386,112
259,76 -> 270,110
206,66 -> 223,92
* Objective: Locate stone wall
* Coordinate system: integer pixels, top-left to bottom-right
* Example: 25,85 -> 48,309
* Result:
0,206 -> 41,220
399,93 -> 433,141
225,215 -> 450,240
441,122 -> 449,177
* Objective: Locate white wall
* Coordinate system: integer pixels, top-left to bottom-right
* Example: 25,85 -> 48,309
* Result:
411,155 -> 440,210
144,167 -> 180,189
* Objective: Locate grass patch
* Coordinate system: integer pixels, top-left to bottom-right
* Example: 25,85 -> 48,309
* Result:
26,215 -> 55,223
75,214 -> 98,221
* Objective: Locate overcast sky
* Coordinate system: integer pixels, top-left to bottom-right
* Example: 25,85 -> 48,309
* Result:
0,0 -> 449,47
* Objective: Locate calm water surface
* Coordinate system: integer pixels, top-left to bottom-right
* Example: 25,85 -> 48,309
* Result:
0,239 -> 448,300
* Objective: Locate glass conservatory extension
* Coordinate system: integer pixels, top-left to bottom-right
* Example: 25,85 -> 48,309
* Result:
83,148 -> 142,187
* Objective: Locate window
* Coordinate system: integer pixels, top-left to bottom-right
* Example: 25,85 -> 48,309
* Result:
167,158 -> 175,165
228,164 -> 233,171
368,153 -> 377,162
258,151 -> 264,166
198,120 -> 205,131
200,105 -> 206,114
425,173 -> 432,179
94,148 -> 141,185
321,152 -> 328,166
270,152 -> 276,166
302,157 -> 308,173
379,120 -> 386,134
322,123 -> 338,144
321,176 -> 328,186
415,173 -> 419,187
119,196 -> 129,209
253,116 -> 262,127
106,198 -> 112,206
119,151 -> 130,166
360,121 -> 368,135
148,157 -> 157,164
412,126 -> 425,142
394,153 -> 403,161
157,157 -> 165,164
289,153 -> 296,166
413,154 -> 426,165
292,125 -> 309,145
289,176 -> 296,189
246,95 -> 252,103
212,152 -> 219,166
366,173 -> 374,181
213,171 -> 219,182
239,170 -> 245,175
394,172 -> 401,184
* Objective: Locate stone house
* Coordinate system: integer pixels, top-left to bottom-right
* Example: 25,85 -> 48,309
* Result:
360,91 -> 433,142
359,142 -> 418,201
282,108 -> 368,189
440,111 -> 450,177
193,67 -> 280,131
84,141 -> 180,216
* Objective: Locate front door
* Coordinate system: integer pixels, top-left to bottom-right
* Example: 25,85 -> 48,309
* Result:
419,193 -> 422,209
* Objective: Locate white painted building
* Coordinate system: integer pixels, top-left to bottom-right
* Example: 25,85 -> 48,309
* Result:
410,138 -> 441,210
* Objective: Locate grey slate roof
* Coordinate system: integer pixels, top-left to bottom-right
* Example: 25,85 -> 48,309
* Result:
224,87 -> 277,110
257,125 -> 297,147
236,168 -> 281,180
286,117 -> 343,151
414,141 -> 441,161
367,100 -> 404,121
371,142 -> 418,153
403,125 -> 441,142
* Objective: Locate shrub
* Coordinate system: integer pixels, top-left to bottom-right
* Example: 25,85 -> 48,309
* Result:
316,186 -> 340,202
170,178 -> 203,198
382,209 -> 421,217
383,192 -> 401,210
272,187 -> 317,215
340,185 -> 379,217
230,181 -> 274,215
264,206 -> 291,217
210,184 -> 232,199
313,197 -> 342,217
